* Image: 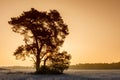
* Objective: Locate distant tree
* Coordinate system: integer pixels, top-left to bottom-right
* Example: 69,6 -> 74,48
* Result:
8,8 -> 70,74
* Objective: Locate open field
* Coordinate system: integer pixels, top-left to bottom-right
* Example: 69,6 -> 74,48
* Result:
0,68 -> 120,80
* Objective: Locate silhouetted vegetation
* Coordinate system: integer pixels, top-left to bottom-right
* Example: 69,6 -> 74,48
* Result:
8,8 -> 71,74
70,62 -> 120,69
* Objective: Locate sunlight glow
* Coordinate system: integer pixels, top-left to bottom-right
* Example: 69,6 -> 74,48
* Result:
0,0 -> 120,66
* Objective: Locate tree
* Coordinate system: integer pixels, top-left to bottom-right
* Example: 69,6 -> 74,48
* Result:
8,8 -> 70,74
49,51 -> 71,73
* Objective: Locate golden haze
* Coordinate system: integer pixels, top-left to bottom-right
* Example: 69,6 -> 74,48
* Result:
0,0 -> 120,66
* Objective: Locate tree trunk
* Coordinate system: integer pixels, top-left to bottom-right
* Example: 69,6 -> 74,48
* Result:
44,58 -> 47,67
35,41 -> 43,73
43,57 -> 49,73
35,53 -> 40,73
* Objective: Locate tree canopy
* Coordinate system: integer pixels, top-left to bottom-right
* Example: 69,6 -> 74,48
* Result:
8,8 -> 71,74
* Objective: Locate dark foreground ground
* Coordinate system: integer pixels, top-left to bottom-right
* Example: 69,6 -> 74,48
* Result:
0,68 -> 120,80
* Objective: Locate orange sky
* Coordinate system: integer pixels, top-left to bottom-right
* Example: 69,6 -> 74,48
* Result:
0,0 -> 120,66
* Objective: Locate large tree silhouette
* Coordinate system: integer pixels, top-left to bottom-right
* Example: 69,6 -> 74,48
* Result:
8,8 -> 70,74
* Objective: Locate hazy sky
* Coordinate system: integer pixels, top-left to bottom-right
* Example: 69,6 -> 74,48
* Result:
0,0 -> 120,66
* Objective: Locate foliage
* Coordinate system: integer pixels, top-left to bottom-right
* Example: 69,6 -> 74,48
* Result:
8,8 -> 70,74
49,51 -> 71,73
35,51 -> 71,74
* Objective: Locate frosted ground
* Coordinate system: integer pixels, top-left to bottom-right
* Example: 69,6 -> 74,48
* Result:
0,68 -> 120,80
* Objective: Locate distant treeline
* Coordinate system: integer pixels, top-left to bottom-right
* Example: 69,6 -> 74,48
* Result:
70,62 -> 120,69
